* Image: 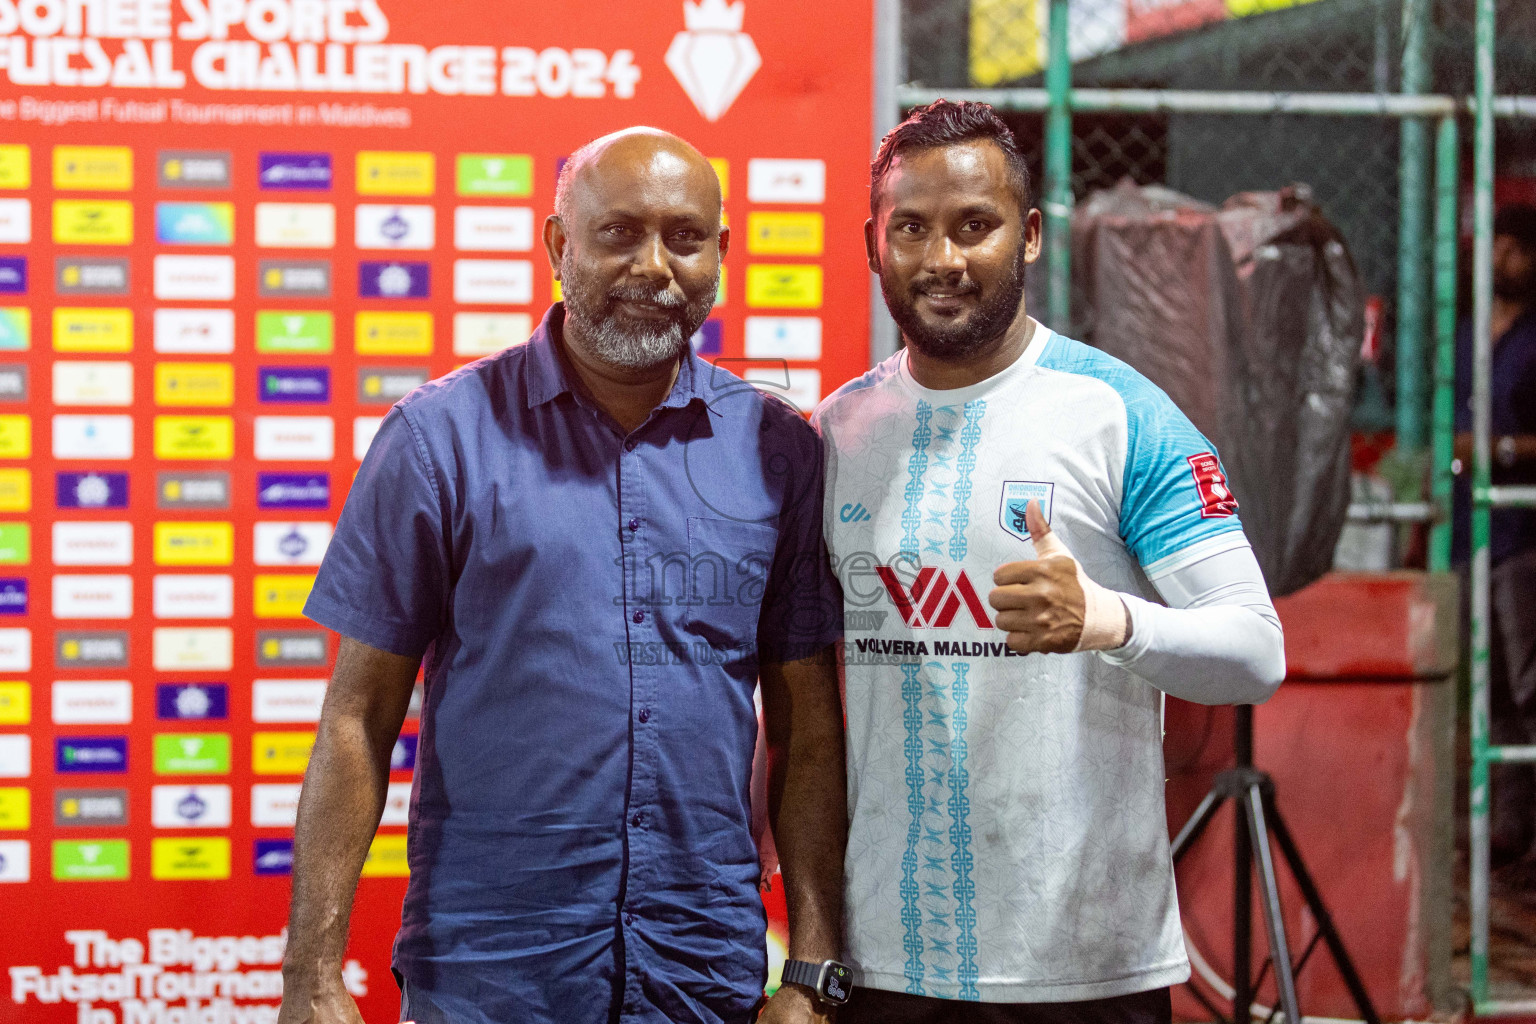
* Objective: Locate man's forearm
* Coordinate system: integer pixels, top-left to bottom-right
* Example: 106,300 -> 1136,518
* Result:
764,650 -> 848,963
281,637 -> 419,992
282,713 -> 396,976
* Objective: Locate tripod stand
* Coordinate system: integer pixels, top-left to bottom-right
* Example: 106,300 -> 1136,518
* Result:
1170,704 -> 1381,1024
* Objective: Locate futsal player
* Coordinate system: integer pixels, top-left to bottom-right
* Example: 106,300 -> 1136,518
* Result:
812,99 -> 1287,1023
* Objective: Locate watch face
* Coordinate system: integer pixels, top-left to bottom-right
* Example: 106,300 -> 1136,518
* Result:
823,963 -> 852,1004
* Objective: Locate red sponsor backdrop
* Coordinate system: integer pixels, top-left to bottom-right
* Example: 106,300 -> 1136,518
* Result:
0,2 -> 872,1020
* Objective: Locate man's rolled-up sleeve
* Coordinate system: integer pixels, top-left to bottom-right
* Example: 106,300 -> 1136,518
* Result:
304,405 -> 451,659
757,424 -> 844,664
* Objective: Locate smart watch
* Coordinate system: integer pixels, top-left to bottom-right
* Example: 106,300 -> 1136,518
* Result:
781,958 -> 853,1006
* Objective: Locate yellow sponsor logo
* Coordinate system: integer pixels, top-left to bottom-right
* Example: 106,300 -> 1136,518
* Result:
709,158 -> 729,200
254,574 -> 315,618
154,363 -> 234,407
0,416 -> 28,458
361,833 -> 410,877
151,837 -> 230,880
0,682 -> 29,725
154,416 -> 235,460
355,312 -> 433,355
54,146 -> 133,191
0,146 -> 29,189
0,469 -> 29,511
356,151 -> 435,196
53,200 -> 133,244
746,213 -> 824,256
746,264 -> 823,309
53,308 -> 132,353
0,787 -> 28,829
252,731 -> 315,775
154,522 -> 234,567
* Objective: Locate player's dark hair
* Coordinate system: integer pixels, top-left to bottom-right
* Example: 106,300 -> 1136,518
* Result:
870,99 -> 1032,215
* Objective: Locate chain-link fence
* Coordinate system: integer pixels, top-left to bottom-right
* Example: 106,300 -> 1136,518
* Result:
899,0 -> 1533,434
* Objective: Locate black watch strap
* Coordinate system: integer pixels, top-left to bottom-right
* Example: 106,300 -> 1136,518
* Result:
781,959 -> 822,991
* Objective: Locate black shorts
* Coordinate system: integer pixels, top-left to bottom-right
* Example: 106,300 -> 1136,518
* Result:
837,985 -> 1173,1024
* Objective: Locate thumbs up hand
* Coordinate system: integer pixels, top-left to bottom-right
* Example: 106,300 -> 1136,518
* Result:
988,501 -> 1130,654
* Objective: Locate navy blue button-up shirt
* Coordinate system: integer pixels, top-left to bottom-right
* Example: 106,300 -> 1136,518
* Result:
305,305 -> 842,1024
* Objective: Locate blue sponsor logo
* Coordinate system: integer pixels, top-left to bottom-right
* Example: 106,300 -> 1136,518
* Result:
56,471 -> 129,509
690,318 -> 723,356
359,261 -> 429,299
0,257 -> 25,294
259,153 -> 333,190
0,578 -> 25,615
155,683 -> 229,721
391,733 -> 418,771
257,473 -> 329,510
56,736 -> 129,773
254,839 -> 294,876
259,367 -> 331,404
155,202 -> 234,245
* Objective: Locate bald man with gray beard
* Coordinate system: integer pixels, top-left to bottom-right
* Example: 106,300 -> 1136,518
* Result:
277,129 -> 848,1024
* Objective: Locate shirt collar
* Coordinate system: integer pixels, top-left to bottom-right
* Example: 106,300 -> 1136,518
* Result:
523,302 -> 710,411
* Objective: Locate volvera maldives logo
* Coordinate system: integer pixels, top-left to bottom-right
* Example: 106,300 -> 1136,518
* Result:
666,0 -> 760,122
876,566 -> 993,629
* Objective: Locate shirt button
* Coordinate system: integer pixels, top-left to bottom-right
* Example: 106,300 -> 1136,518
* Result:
624,440 -> 637,452
624,913 -> 636,926
628,518 -> 640,531
631,813 -> 645,827
633,610 -> 645,624
638,708 -> 651,723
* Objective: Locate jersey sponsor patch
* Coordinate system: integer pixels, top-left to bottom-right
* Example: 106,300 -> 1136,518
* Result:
1186,452 -> 1238,518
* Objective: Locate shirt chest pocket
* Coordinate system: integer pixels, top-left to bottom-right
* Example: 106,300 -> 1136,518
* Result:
678,516 -> 779,653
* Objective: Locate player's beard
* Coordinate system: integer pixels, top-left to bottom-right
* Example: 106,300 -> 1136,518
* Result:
561,252 -> 717,371
882,245 -> 1029,361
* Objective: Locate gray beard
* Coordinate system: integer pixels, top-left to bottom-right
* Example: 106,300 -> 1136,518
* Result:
560,254 -> 716,371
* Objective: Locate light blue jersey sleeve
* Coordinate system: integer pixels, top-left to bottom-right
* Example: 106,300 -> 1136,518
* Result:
1037,334 -> 1246,576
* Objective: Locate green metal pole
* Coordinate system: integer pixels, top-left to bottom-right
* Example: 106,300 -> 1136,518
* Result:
1470,0 -> 1496,1006
1397,0 -> 1432,463
1043,0 -> 1072,334
1428,113 -> 1458,572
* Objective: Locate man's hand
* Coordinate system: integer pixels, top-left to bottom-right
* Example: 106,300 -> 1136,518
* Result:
988,501 -> 1130,654
758,984 -> 832,1024
275,971 -> 365,1024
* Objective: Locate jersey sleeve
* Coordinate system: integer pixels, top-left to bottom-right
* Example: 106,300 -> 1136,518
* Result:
1118,378 -> 1247,578
303,404 -> 452,659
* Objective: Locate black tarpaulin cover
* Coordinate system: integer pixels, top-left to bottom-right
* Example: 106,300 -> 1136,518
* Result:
1070,180 -> 1363,597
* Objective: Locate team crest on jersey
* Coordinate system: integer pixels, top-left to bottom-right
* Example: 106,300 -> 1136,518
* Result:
999,481 -> 1054,542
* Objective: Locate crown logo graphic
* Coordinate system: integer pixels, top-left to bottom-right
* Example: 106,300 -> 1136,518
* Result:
684,0 -> 745,30
667,0 -> 761,122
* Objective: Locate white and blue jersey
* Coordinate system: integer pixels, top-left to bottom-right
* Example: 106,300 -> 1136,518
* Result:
814,322 -> 1249,1003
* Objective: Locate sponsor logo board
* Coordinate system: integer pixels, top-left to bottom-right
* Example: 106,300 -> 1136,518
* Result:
56,256 -> 129,295
456,154 -> 532,196
153,733 -> 231,774
256,473 -> 329,510
355,312 -> 432,355
250,783 -> 300,827
154,362 -> 234,407
254,416 -> 334,460
256,311 -> 333,354
454,206 -> 534,251
254,838 -> 293,875
453,312 -> 530,356
151,837 -> 230,880
155,682 -> 229,721
746,211 -> 824,255
54,146 -> 132,190
745,264 -> 823,308
355,204 -> 434,249
152,574 -> 235,619
0,682 -> 27,724
53,200 -> 133,244
0,839 -> 27,881
0,364 -> 23,402
52,681 -> 131,724
0,146 -> 30,189
0,199 -> 30,244
0,786 -> 29,828
56,471 -> 128,509
362,834 -> 408,877
157,471 -> 230,510
359,260 -> 430,299
155,202 -> 234,245
52,522 -> 133,566
357,151 -> 435,196
0,415 -> 27,457
254,202 -> 336,248
0,470 -> 27,511
157,151 -> 231,190
0,734 -> 29,776
0,522 -> 25,563
0,308 -> 28,348
153,415 -> 234,460
53,839 -> 129,881
153,522 -> 233,566
53,361 -> 133,406
252,679 -> 327,723
151,785 -> 232,828
259,152 -> 333,191
53,307 -> 131,353
252,731 -> 315,774
153,254 -> 236,300
454,259 -> 532,304
256,630 -> 329,668
357,366 -> 426,404
258,259 -> 331,298
254,522 -> 331,566
52,574 -> 132,619
746,158 -> 826,203
253,575 -> 316,619
745,316 -> 822,359
152,628 -> 233,671
55,736 -> 128,774
54,788 -> 128,827
153,308 -> 235,354
56,631 -> 129,669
